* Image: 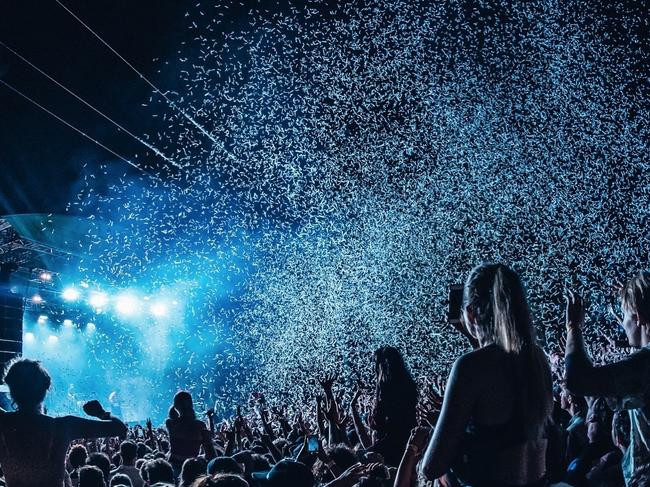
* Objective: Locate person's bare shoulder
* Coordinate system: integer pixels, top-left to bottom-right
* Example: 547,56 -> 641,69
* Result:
452,346 -> 506,382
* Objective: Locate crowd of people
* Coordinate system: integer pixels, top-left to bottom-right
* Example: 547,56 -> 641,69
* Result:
0,263 -> 648,487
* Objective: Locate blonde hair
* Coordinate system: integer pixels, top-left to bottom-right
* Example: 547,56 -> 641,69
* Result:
464,264 -> 553,436
620,271 -> 650,320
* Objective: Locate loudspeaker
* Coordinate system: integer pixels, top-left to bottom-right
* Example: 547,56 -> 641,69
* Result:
0,291 -> 23,375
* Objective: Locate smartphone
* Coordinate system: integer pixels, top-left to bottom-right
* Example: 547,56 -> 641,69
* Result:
307,434 -> 319,452
448,284 -> 464,324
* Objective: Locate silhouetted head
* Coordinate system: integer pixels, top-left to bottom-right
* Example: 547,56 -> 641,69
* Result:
119,440 -> 138,465
173,390 -> 196,419
79,465 -> 106,487
109,473 -> 132,487
143,458 -> 174,484
191,475 -> 249,487
68,444 -> 89,470
2,358 -> 51,412
374,346 -> 411,383
180,457 -> 207,486
87,452 -> 111,483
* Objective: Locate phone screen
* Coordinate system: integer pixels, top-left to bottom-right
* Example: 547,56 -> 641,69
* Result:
308,435 -> 319,452
448,284 -> 464,324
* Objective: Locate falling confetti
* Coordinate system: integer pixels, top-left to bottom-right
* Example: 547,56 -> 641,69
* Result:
60,0 -> 648,419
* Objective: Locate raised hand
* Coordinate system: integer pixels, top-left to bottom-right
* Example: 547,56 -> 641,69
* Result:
270,405 -> 285,419
324,396 -> 343,425
565,289 -> 586,331
417,378 -> 445,426
83,400 -> 108,419
351,387 -> 362,405
319,373 -> 336,394
363,462 -> 388,478
335,462 -> 366,484
406,426 -> 431,453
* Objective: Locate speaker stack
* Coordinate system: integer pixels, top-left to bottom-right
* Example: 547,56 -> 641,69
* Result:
0,290 -> 23,391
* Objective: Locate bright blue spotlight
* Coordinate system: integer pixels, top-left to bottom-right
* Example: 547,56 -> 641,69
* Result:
62,287 -> 81,301
150,302 -> 168,317
115,294 -> 139,315
37,315 -> 48,324
63,319 -> 73,327
24,332 -> 35,343
89,292 -> 109,309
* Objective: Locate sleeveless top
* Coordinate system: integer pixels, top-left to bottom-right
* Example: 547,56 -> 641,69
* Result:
166,417 -> 211,466
451,349 -> 548,487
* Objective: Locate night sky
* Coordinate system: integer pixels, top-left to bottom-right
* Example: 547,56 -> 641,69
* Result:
0,0 -> 230,215
1,1 -> 646,216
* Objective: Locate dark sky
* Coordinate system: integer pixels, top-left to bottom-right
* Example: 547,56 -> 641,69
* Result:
1,1 -> 646,217
0,0 -> 222,216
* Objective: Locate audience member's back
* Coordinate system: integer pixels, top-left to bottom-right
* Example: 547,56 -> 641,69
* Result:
111,441 -> 144,487
0,359 -> 126,487
420,264 -> 553,486
166,391 -> 216,472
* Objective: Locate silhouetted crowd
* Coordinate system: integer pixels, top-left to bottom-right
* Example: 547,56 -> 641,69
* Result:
1,264 -> 649,487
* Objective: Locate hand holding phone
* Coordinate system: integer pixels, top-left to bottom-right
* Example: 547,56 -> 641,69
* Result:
307,434 -> 319,453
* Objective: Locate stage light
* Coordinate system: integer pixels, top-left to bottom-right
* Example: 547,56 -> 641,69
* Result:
32,294 -> 43,304
37,315 -> 48,324
62,287 -> 80,301
47,335 -> 58,344
63,319 -> 73,327
89,292 -> 108,308
115,294 -> 138,315
24,332 -> 35,342
150,302 -> 168,317
40,272 -> 52,281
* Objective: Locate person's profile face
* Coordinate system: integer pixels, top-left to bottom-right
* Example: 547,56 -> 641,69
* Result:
461,307 -> 478,339
621,304 -> 641,347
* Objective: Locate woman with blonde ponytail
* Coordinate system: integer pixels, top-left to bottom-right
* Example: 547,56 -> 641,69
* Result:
420,264 -> 553,486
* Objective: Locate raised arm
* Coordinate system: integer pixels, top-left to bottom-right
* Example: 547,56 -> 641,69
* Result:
394,426 -> 430,487
61,415 -> 127,440
200,422 -> 217,460
420,355 -> 476,480
62,402 -> 127,440
350,388 -> 371,449
565,290 -> 648,398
